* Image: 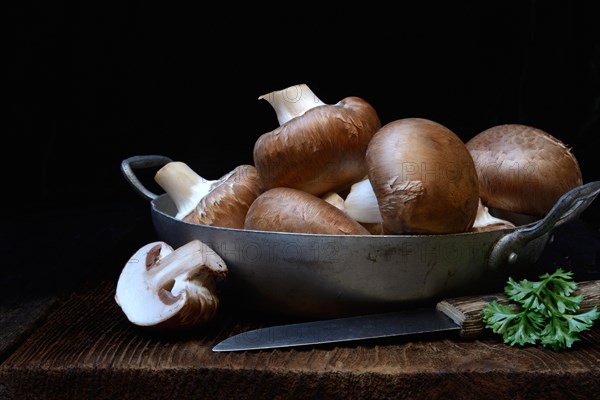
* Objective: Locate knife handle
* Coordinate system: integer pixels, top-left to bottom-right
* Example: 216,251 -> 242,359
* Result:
436,280 -> 600,339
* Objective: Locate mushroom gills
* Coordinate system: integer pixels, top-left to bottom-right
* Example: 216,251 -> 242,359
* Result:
115,240 -> 228,329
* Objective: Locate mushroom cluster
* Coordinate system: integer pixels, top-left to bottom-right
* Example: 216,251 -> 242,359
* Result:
117,84 -> 587,329
151,84 -> 585,236
152,83 -> 384,235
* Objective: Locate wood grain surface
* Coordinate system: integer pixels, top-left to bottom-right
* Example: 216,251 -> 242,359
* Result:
0,295 -> 59,363
1,280 -> 599,400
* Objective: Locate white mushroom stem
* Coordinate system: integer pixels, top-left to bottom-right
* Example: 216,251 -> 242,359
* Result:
322,191 -> 346,211
344,178 -> 383,224
472,199 -> 516,231
155,162 -> 217,219
258,83 -> 326,125
145,240 -> 214,290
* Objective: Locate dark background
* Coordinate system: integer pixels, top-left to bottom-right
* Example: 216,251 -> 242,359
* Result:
3,1 -> 600,298
8,1 -> 600,215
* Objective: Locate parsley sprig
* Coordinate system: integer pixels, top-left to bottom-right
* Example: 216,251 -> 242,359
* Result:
482,268 -> 599,351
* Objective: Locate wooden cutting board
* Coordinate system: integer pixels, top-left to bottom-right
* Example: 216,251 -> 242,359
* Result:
1,279 -> 599,400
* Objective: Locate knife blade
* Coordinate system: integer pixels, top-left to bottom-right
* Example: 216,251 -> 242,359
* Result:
213,280 -> 600,352
213,307 -> 459,352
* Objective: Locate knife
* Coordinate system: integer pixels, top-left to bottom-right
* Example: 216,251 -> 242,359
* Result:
213,280 -> 600,352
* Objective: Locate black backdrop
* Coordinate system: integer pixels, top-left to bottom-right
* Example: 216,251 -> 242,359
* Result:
8,1 -> 600,221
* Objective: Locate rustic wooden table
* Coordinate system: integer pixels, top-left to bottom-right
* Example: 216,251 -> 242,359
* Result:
1,204 -> 600,399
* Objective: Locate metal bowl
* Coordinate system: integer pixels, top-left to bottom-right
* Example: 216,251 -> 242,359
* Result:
122,155 -> 600,318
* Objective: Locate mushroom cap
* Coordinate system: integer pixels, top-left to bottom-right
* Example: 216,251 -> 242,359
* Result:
115,240 -> 227,329
253,96 -> 381,196
244,187 -> 370,235
184,164 -> 263,229
366,118 -> 480,234
466,124 -> 583,216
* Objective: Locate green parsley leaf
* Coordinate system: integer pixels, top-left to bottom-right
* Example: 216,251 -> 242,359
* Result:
482,268 -> 599,351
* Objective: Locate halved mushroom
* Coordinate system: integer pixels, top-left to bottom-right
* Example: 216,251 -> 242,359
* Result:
466,124 -> 583,216
254,83 -> 381,196
245,187 -> 370,235
366,118 -> 480,234
155,161 -> 263,229
115,240 -> 228,329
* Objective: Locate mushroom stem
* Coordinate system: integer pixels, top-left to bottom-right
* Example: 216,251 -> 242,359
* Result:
155,162 -> 216,219
322,191 -> 346,211
258,83 -> 326,125
471,199 -> 515,231
344,178 -> 383,224
146,240 -> 211,289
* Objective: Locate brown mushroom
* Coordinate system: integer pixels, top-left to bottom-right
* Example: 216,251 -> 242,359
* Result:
465,124 -> 583,216
254,83 -> 381,196
245,187 -> 370,235
154,161 -> 263,229
115,240 -> 228,329
366,118 -> 480,234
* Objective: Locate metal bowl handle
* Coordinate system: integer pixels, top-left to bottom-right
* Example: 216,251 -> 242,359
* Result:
120,155 -> 173,201
488,181 -> 600,270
